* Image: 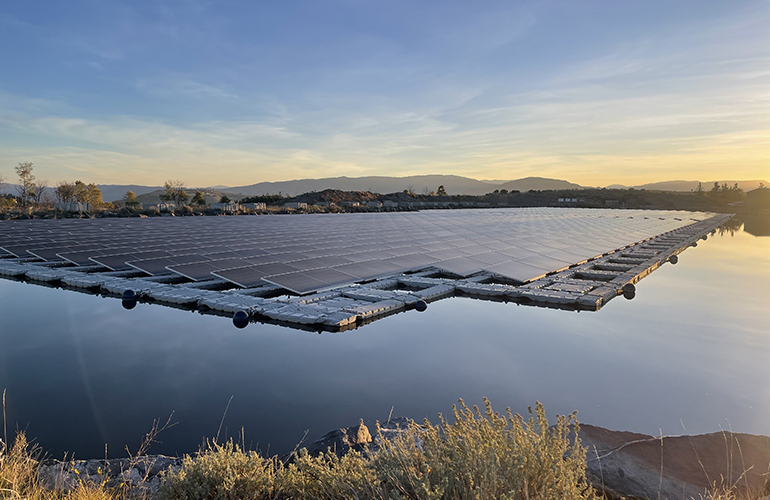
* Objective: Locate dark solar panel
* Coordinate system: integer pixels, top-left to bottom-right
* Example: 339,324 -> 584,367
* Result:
212,267 -> 268,288
91,251 -> 172,270
486,261 -> 548,283
0,208 -> 706,294
434,257 -> 485,277
168,259 -> 250,281
263,272 -> 327,295
302,267 -> 358,285
250,262 -> 299,276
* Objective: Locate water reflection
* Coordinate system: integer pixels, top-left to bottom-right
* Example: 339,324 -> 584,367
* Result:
0,220 -> 768,460
743,216 -> 770,237
716,217 -> 744,236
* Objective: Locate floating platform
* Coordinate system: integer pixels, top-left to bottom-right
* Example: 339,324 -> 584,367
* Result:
0,209 -> 732,331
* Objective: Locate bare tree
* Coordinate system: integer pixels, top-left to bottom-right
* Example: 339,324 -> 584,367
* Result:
33,179 -> 49,205
15,162 -> 35,207
161,180 -> 189,206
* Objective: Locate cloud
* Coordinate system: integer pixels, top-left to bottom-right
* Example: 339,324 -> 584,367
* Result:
135,76 -> 239,100
1,1 -> 769,186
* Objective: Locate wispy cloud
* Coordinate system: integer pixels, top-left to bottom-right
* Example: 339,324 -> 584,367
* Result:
1,0 -> 769,186
135,76 -> 239,100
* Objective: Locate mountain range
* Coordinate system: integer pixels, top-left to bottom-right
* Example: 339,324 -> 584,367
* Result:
2,176 -> 767,202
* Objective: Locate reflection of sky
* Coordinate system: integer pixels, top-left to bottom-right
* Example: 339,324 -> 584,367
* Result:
0,223 -> 768,458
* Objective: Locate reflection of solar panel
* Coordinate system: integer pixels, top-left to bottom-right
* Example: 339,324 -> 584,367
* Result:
0,208 -> 708,294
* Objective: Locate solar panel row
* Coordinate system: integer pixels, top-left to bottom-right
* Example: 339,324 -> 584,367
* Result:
0,208 -> 708,294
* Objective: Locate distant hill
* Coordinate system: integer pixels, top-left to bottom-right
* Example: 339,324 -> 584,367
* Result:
6,176 -> 765,203
227,175 -> 497,197
97,184 -> 163,202
463,177 -> 586,195
615,180 -> 769,192
134,188 -> 245,205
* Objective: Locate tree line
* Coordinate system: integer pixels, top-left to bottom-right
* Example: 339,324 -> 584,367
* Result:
0,161 -> 105,209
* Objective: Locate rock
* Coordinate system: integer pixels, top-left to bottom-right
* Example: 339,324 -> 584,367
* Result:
351,419 -> 372,445
38,455 -> 183,497
580,424 -> 770,500
301,419 -> 372,458
297,416 -> 410,459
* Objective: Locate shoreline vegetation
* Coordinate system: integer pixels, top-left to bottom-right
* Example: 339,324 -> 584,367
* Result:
1,186 -> 767,221
1,163 -> 768,220
3,399 -> 769,500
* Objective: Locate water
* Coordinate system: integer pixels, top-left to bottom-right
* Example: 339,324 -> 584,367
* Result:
1,219 -> 768,459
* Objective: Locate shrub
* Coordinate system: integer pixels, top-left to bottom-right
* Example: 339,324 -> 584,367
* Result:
370,399 -> 593,500
156,440 -> 278,500
158,400 -> 595,500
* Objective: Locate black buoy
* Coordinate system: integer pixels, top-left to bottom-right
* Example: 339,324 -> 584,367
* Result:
622,283 -> 636,294
122,299 -> 137,310
691,242 -> 698,247
122,289 -> 137,300
669,255 -> 678,264
233,310 -> 249,329
622,290 -> 636,300
414,300 -> 428,312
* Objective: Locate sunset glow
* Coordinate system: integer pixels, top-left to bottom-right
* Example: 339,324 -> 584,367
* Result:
1,1 -> 768,186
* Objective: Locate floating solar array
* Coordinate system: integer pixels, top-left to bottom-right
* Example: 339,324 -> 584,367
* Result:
0,208 -> 714,295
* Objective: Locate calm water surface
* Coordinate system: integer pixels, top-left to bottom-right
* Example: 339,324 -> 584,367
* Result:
1,221 -> 768,458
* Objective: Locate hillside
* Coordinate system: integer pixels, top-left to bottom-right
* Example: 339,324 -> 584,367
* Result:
610,180 -> 769,192
134,188 -> 246,205
97,184 -> 163,202
463,177 -> 585,195
226,175 -> 497,196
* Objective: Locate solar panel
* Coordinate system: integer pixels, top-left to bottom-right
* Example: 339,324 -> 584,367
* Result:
90,251 -> 172,270
212,267 -> 268,288
486,261 -> 549,283
433,257 -> 485,277
0,208 -> 711,295
263,272 -> 327,295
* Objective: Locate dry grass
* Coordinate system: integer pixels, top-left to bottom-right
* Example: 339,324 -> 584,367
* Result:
158,399 -> 596,500
3,396 -> 766,500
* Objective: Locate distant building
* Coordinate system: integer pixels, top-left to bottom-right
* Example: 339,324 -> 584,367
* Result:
54,202 -> 91,211
745,187 -> 770,209
142,203 -> 175,212
315,201 -> 336,207
240,202 -> 266,210
365,201 -> 383,208
382,200 -> 398,208
210,202 -> 240,212
283,202 -> 307,209
605,199 -> 620,207
340,201 -> 359,207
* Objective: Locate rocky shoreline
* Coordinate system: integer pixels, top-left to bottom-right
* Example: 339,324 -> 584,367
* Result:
35,418 -> 770,500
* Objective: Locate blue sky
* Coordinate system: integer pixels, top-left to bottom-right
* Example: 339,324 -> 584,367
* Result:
1,0 -> 768,186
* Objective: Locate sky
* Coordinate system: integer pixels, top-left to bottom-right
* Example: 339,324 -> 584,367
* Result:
0,0 -> 768,188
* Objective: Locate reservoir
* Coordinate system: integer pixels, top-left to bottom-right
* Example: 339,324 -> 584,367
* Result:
0,215 -> 768,459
